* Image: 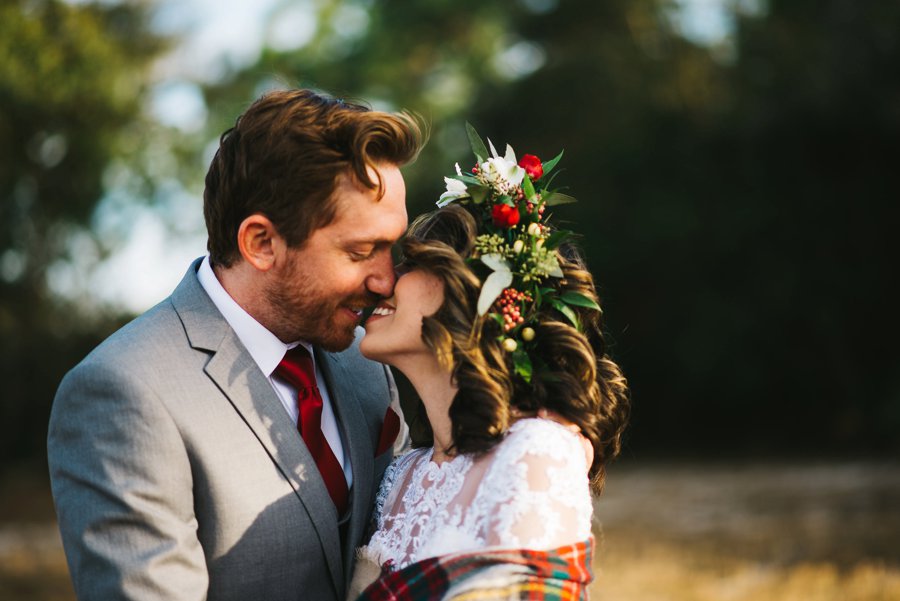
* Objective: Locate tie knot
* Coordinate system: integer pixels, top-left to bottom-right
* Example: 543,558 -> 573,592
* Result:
275,345 -> 316,391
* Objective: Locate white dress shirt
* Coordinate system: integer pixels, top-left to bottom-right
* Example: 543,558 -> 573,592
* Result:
197,256 -> 352,487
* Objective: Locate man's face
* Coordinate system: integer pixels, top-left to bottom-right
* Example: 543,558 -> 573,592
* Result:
264,163 -> 408,351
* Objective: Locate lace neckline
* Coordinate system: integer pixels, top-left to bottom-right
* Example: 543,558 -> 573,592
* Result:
424,446 -> 466,469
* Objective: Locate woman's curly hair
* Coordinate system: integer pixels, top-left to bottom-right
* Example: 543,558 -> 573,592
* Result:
399,204 -> 630,493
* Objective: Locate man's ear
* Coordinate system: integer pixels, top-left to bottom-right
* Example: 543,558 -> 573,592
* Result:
236,214 -> 284,272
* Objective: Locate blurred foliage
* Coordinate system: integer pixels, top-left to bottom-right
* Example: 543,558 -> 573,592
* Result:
2,0 -> 898,474
0,0 -> 165,470
204,0 -> 900,456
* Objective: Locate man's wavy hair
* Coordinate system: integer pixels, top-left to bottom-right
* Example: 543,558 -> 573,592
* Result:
204,89 -> 423,267
400,204 -> 630,493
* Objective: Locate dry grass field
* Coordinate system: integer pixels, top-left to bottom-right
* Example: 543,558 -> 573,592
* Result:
591,462 -> 900,600
2,462 -> 898,600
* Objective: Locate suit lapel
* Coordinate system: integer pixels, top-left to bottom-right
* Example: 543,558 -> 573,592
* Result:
172,260 -> 344,595
318,348 -> 375,577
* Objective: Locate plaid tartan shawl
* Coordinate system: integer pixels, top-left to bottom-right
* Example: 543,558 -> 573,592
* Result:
356,538 -> 593,601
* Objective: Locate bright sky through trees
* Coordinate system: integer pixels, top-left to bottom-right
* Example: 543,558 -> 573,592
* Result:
91,0 -> 739,312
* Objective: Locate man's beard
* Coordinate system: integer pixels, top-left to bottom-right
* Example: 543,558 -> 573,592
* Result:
264,258 -> 378,352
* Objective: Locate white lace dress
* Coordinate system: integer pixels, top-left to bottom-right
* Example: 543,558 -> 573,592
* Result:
360,418 -> 593,570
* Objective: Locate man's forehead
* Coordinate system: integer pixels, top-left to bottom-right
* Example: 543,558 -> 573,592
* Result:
311,163 -> 405,246
328,198 -> 406,244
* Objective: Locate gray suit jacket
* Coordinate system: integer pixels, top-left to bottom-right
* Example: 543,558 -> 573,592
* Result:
48,259 -> 400,601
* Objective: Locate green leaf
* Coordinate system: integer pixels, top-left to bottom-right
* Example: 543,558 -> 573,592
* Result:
469,184 -> 490,204
541,149 -> 564,177
522,175 -> 536,201
544,229 -> 573,250
560,291 -> 601,311
466,122 -> 489,164
550,299 -> 581,330
512,349 -> 533,383
451,173 -> 482,186
540,169 -> 563,191
543,192 -> 578,206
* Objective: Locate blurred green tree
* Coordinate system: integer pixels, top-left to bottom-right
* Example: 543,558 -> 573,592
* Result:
0,0 -> 166,470
5,0 -> 898,470
472,0 -> 900,455
207,0 -> 900,455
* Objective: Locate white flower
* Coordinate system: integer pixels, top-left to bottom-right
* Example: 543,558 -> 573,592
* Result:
437,177 -> 469,207
479,139 -> 525,188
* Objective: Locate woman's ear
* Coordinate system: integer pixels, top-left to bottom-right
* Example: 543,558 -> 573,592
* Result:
236,214 -> 284,272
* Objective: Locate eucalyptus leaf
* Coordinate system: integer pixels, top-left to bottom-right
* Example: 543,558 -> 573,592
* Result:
560,291 -> 601,311
466,122 -> 489,163
541,149 -> 564,177
550,299 -> 581,330
478,269 -> 513,315
543,192 -> 578,206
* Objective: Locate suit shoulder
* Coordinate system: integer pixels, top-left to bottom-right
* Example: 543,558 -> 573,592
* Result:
67,297 -> 185,377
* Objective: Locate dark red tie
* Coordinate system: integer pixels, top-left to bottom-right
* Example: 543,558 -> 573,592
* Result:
275,346 -> 349,516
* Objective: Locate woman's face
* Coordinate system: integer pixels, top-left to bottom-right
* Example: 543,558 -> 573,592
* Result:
359,268 -> 445,365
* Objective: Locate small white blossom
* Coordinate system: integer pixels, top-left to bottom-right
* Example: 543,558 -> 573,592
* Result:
437,177 -> 469,207
479,139 -> 525,189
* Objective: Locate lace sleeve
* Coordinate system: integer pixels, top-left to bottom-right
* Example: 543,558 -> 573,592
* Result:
372,456 -> 400,531
478,419 -> 593,549
372,449 -> 424,531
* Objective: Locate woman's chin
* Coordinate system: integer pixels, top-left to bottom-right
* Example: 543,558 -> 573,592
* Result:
359,336 -> 388,364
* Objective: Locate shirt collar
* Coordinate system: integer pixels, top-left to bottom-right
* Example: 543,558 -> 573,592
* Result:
197,256 -> 314,376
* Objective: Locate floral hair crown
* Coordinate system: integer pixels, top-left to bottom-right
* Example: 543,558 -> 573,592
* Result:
436,123 -> 601,383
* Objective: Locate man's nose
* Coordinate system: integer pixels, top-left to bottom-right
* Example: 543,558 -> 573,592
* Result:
365,252 -> 397,298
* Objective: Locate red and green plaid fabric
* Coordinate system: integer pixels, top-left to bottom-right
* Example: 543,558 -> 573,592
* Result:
356,538 -> 593,601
